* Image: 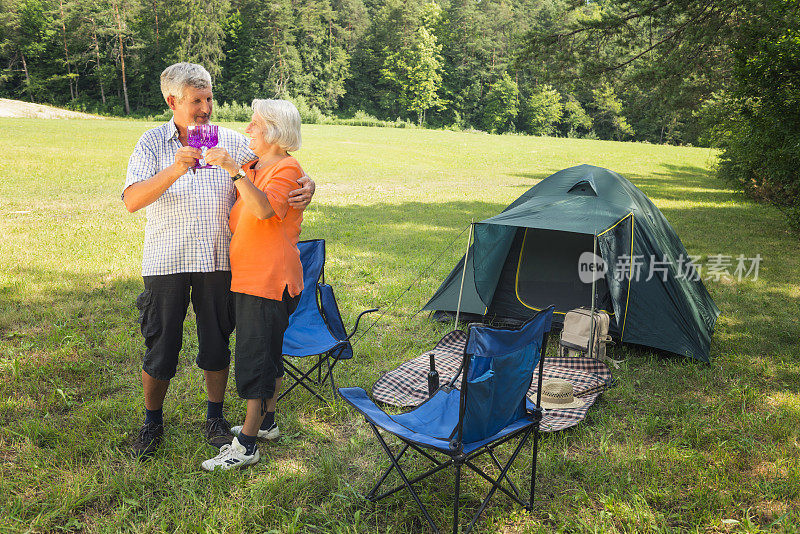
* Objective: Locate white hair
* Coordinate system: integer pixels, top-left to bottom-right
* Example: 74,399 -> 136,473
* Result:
251,99 -> 302,152
160,62 -> 212,103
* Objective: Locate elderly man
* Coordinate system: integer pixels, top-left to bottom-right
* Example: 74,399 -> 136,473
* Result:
122,62 -> 314,458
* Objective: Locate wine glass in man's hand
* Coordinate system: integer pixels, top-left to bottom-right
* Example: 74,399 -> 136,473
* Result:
187,124 -> 219,169
187,124 -> 203,169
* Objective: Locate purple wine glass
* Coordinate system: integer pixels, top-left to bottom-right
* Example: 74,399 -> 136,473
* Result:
186,124 -> 219,169
187,124 -> 204,169
197,124 -> 219,169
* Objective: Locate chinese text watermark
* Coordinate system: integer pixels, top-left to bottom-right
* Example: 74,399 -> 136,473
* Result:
579,253 -> 762,282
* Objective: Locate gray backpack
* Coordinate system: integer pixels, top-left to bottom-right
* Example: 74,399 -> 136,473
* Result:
557,308 -> 619,366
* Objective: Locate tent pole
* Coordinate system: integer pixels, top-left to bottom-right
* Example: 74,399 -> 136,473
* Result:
454,221 -> 474,331
589,233 -> 597,358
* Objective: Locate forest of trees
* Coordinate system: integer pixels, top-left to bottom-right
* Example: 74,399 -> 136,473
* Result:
1,0 -> 798,223
0,0 -> 761,143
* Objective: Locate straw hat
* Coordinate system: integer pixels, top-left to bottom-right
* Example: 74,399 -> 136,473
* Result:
539,379 -> 586,409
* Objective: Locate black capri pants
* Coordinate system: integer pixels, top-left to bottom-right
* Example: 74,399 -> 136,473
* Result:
136,271 -> 235,381
234,288 -> 300,400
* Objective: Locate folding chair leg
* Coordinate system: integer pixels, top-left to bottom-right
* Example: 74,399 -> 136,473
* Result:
280,367 -> 326,402
315,353 -> 340,397
315,352 -> 339,397
487,446 -> 521,499
371,452 -> 452,502
529,424 -> 541,511
369,424 -> 440,534
407,441 -> 448,466
277,368 -> 303,400
465,429 -> 532,534
452,462 -> 461,534
278,362 -> 327,403
462,428 -> 531,506
326,355 -> 337,397
368,443 -> 409,500
464,459 -> 525,504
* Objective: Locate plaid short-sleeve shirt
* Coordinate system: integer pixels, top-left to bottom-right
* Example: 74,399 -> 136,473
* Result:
124,118 -> 257,276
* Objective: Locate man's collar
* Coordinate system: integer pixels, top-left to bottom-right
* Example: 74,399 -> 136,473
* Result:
165,117 -> 179,139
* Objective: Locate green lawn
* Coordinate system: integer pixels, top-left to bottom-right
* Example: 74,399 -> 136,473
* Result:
0,118 -> 798,533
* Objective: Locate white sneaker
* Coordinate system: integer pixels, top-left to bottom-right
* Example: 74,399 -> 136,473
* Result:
230,423 -> 280,441
201,437 -> 260,471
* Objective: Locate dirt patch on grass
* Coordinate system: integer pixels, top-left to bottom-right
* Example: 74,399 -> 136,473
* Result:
0,98 -> 105,119
748,459 -> 790,480
754,500 -> 792,523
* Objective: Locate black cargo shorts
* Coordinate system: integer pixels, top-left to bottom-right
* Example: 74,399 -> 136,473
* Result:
136,271 -> 235,381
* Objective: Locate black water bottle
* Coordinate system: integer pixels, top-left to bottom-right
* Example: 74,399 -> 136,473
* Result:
427,354 -> 440,397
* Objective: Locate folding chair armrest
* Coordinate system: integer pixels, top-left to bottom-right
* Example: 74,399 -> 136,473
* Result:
345,308 -> 380,341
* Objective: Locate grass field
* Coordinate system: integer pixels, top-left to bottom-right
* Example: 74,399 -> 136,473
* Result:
0,118 -> 798,533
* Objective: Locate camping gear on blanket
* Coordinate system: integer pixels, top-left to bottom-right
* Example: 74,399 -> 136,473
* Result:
422,164 -> 720,362
539,379 -> 586,409
371,329 -> 613,432
339,307 -> 555,534
558,307 -> 614,361
280,239 -> 378,402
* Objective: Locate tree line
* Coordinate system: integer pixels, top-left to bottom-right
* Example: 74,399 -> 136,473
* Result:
1,0 -> 798,225
0,0 -> 709,141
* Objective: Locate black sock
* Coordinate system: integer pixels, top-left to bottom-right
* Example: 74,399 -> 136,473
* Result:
206,401 -> 223,420
145,408 -> 163,426
238,431 -> 258,455
260,411 -> 275,430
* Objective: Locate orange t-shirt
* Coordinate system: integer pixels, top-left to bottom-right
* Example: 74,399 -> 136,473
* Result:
229,157 -> 304,300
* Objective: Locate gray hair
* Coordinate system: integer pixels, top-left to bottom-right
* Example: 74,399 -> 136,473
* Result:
251,99 -> 302,152
160,62 -> 212,103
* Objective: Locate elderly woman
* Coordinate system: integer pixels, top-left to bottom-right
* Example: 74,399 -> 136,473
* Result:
201,99 -> 305,470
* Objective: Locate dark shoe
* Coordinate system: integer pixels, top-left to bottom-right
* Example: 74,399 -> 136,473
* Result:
204,417 -> 234,448
131,422 -> 163,459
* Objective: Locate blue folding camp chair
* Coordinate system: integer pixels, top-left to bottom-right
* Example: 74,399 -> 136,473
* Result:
280,239 -> 378,402
339,306 -> 554,534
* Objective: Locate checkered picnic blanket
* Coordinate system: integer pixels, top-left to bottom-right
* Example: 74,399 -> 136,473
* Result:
371,330 -> 614,432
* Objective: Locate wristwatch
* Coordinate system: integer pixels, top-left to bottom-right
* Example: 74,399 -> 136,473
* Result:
231,168 -> 246,182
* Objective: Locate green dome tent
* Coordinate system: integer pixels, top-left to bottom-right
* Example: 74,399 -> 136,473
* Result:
423,164 -> 720,362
